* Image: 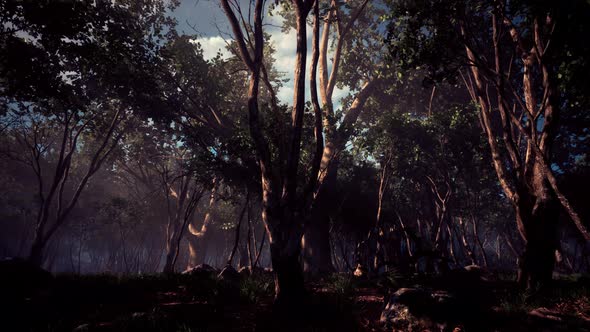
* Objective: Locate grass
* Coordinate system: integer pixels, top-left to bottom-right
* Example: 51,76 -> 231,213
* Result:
495,278 -> 590,315
5,269 -> 590,331
239,273 -> 274,304
325,273 -> 355,296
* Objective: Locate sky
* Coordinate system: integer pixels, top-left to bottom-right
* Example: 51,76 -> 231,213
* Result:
171,0 -> 350,106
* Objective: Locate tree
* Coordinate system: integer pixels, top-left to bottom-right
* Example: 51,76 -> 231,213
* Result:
273,0 -> 391,274
186,177 -> 218,269
301,0 -> 387,274
387,0 -> 590,288
0,0 -> 175,266
220,0 -> 321,307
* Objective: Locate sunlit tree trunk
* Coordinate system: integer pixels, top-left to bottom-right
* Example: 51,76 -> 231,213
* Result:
185,179 -> 217,269
302,0 -> 374,275
221,0 -> 322,309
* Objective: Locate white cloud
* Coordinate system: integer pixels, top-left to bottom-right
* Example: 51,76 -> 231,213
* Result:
190,36 -> 231,60
268,20 -> 321,105
182,3 -> 352,107
267,21 -> 297,105
332,86 -> 351,110
277,85 -> 294,104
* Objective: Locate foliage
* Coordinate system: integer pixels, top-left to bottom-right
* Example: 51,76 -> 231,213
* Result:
239,274 -> 274,304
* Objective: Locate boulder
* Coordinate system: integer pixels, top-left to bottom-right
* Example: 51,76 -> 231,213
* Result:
462,264 -> 493,281
380,287 -> 464,332
182,264 -> 217,278
218,265 -> 240,283
238,266 -> 251,277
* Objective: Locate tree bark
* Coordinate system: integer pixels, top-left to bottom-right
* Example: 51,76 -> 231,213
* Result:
301,0 -> 334,275
228,192 -> 249,266
186,179 -> 217,269
301,0 -> 374,275
458,10 -> 573,289
221,0 -> 313,309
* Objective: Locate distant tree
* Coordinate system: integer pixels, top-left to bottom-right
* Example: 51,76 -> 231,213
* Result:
0,0 -> 176,266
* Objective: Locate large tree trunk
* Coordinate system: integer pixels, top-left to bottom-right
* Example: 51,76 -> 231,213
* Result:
302,211 -> 334,274
269,224 -> 307,309
301,0 -> 374,275
221,0 -> 311,310
271,3 -> 309,308
302,168 -> 337,274
516,162 -> 560,290
272,251 -> 306,307
516,203 -> 559,290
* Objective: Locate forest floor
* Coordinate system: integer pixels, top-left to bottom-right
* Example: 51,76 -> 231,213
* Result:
2,264 -> 590,332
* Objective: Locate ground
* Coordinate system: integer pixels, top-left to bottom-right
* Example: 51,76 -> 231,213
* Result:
1,267 -> 590,331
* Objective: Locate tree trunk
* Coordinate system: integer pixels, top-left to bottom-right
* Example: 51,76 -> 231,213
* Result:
28,232 -> 46,267
186,235 -> 200,269
162,239 -> 179,274
302,186 -> 335,274
228,193 -> 248,266
271,5 -> 309,308
270,239 -> 307,309
221,0 -> 311,311
300,0 -> 330,276
186,180 -> 217,269
458,216 -> 477,265
516,192 -> 559,290
253,229 -> 266,268
163,209 -> 182,273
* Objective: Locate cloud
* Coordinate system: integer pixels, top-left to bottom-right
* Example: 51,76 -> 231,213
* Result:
267,19 -> 318,105
332,86 -> 351,110
190,36 -> 231,60
267,22 -> 297,104
277,85 -> 294,104
179,1 -> 351,106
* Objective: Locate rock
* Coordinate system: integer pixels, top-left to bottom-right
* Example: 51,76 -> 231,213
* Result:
218,265 -> 240,283
182,264 -> 217,278
380,288 -> 462,331
380,288 -> 438,331
463,264 -> 494,281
